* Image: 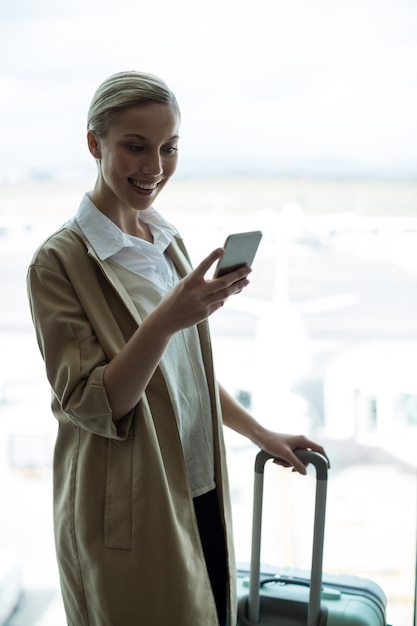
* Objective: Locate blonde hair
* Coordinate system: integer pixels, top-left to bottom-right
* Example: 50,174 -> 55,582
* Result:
87,70 -> 180,136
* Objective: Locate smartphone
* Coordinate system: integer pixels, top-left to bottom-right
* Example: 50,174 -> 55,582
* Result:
214,231 -> 262,278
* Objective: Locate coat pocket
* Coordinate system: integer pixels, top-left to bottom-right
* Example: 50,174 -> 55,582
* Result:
104,436 -> 133,549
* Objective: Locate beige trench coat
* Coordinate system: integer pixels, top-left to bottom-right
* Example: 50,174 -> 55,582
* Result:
27,225 -> 237,626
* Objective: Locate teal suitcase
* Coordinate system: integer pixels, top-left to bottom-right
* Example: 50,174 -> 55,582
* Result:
236,450 -> 388,626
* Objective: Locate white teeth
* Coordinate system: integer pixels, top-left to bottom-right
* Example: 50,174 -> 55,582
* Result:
130,179 -> 159,190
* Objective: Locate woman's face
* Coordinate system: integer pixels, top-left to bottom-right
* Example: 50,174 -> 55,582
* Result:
88,103 -> 180,213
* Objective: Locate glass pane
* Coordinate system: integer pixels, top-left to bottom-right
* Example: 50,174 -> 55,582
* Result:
1,2 -> 416,624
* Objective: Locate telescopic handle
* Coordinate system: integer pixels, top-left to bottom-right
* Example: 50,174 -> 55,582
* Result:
248,449 -> 329,626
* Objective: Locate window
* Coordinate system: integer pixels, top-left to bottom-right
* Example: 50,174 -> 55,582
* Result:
1,2 -> 416,624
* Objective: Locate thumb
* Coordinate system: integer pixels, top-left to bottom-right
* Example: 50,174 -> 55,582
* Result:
194,248 -> 224,280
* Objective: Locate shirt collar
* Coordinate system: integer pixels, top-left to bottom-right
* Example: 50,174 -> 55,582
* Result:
74,194 -> 179,260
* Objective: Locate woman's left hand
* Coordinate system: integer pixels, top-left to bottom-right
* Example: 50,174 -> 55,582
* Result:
256,431 -> 330,475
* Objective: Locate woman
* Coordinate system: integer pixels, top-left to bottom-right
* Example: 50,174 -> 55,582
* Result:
27,71 -> 328,626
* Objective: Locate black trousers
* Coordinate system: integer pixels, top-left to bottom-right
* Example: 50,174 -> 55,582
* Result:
193,489 -> 228,626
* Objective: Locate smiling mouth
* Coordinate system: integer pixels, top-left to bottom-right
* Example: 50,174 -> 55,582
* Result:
128,178 -> 161,191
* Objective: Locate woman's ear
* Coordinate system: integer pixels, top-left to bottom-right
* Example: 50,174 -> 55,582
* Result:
87,130 -> 101,159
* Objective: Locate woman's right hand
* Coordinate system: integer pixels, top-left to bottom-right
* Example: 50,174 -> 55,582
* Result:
105,247 -> 251,420
155,247 -> 252,334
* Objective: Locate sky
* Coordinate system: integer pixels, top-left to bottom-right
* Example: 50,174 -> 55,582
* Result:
0,0 -> 416,180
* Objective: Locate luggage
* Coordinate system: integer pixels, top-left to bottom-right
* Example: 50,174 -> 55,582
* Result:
236,449 -> 388,626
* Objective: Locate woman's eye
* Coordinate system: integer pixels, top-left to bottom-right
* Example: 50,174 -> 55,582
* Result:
127,144 -> 144,153
162,146 -> 178,154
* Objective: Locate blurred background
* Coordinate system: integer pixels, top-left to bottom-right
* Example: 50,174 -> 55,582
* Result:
0,1 -> 416,624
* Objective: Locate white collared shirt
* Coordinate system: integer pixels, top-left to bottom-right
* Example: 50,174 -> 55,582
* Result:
69,194 -> 180,290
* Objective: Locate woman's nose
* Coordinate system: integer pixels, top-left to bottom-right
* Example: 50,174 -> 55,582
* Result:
142,151 -> 163,176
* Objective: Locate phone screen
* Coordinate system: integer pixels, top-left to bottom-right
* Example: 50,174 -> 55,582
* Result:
214,231 -> 262,278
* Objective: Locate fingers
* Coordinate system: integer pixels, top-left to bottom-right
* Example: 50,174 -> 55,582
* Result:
194,248 -> 252,285
190,249 -> 251,304
193,248 -> 224,280
211,265 -> 252,299
271,447 -> 307,475
298,439 -> 331,469
287,451 -> 309,475
159,247 -> 251,332
270,435 -> 330,475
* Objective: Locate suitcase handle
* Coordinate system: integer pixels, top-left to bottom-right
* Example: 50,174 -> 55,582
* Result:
248,448 -> 329,626
260,576 -> 312,589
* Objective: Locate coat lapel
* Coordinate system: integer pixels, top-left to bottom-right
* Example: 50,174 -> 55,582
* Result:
87,248 -> 144,326
166,237 -> 193,278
